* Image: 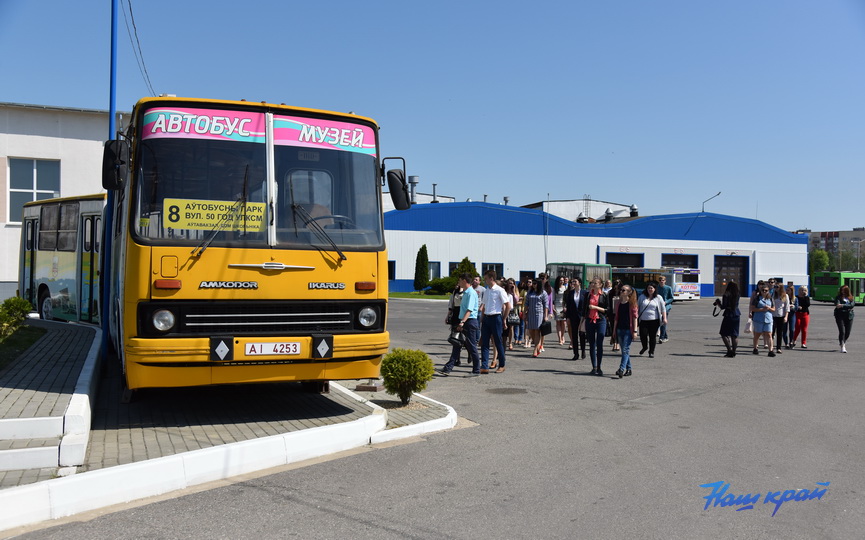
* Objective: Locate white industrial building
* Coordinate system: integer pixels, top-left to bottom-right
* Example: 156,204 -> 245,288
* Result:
384,202 -> 809,296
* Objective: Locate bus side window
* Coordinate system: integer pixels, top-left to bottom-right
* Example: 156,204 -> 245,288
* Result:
95,218 -> 101,253
83,218 -> 92,252
26,220 -> 34,250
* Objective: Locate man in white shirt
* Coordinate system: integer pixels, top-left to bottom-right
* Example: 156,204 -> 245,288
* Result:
479,270 -> 511,374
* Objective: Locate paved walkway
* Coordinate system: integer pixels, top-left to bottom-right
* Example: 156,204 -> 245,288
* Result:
0,318 -> 452,490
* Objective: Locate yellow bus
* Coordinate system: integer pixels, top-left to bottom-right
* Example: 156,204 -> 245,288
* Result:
19,194 -> 106,323
101,96 -> 410,397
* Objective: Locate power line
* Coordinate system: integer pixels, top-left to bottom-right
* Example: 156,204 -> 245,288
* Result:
120,0 -> 155,96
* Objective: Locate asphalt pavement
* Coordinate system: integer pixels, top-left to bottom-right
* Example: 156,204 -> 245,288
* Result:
6,297 -> 865,539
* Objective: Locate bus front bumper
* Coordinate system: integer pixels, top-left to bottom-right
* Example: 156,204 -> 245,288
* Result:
123,332 -> 389,389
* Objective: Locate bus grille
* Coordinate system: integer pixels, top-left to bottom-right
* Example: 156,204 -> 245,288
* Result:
138,300 -> 384,337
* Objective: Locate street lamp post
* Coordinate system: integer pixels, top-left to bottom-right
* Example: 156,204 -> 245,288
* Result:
702,191 -> 721,212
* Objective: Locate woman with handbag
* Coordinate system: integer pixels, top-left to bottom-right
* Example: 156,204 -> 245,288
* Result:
792,286 -> 810,348
442,281 -> 467,370
715,281 -> 740,357
553,276 -> 568,346
525,279 -> 549,358
834,285 -> 855,353
505,279 -> 520,351
581,278 -> 610,375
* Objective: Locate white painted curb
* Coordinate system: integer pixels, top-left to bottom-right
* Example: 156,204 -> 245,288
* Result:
59,326 -> 102,466
0,413 -> 386,532
370,392 -> 458,444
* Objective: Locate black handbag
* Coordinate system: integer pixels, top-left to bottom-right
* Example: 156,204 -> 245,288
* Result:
540,320 -> 553,336
448,330 -> 466,346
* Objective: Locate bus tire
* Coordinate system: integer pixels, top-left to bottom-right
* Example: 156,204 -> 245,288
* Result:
38,290 -> 53,320
302,381 -> 330,394
120,375 -> 136,404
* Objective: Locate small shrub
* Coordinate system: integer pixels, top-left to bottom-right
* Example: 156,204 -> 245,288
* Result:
426,276 -> 458,295
380,348 -> 434,405
0,297 -> 34,341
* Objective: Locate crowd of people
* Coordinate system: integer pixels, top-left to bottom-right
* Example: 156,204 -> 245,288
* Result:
439,273 -> 856,379
716,277 -> 856,357
439,271 -> 675,379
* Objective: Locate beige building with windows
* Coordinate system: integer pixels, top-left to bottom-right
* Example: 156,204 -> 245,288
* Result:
0,102 -> 122,298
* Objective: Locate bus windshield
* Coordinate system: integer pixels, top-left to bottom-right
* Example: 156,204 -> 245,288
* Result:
132,107 -> 383,251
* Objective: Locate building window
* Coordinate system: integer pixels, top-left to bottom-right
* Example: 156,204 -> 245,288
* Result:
8,158 -> 60,222
606,253 -> 644,268
482,263 -> 504,279
661,254 -> 698,268
388,260 -> 396,280
428,261 -> 441,280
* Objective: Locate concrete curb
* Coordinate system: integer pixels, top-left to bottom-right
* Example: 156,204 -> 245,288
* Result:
59,326 -> 102,467
370,392 -> 458,444
0,412 -> 387,532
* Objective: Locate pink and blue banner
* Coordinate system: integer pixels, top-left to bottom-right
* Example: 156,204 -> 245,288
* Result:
274,115 -> 376,157
142,108 -> 266,143
141,107 -> 377,157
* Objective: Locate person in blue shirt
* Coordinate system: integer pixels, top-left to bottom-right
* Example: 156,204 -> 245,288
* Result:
439,273 -> 481,376
750,285 -> 776,356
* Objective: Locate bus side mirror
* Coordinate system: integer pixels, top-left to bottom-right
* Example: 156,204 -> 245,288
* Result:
102,140 -> 129,191
387,169 -> 411,210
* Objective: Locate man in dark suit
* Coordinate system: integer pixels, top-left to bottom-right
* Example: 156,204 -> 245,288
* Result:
564,278 -> 588,360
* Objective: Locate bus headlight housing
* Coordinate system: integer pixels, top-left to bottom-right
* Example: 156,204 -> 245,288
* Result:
152,309 -> 176,332
358,306 -> 377,328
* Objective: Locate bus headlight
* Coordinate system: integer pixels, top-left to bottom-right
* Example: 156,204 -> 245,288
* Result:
358,307 -> 377,328
152,309 -> 176,332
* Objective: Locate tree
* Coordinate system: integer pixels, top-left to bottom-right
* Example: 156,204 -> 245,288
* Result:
451,257 -> 478,279
413,244 -> 429,291
809,249 -> 829,275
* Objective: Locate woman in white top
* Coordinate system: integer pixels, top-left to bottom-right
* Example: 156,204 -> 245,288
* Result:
637,281 -> 667,358
553,276 -> 568,345
771,284 -> 790,354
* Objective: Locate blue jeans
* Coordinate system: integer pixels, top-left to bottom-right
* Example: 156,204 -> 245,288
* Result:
617,328 -> 633,372
585,318 -> 607,369
515,318 -> 525,343
660,307 -> 670,340
444,318 -> 480,372
481,313 -> 505,369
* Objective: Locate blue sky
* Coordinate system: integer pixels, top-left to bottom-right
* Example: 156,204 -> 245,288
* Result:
2,0 -> 863,232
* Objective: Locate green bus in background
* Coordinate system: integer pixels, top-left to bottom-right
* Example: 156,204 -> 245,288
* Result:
811,271 -> 865,304
545,262 -> 611,289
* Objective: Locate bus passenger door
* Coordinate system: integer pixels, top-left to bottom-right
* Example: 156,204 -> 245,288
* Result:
79,214 -> 101,324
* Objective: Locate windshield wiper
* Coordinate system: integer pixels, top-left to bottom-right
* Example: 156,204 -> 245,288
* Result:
191,165 -> 249,257
292,203 -> 347,261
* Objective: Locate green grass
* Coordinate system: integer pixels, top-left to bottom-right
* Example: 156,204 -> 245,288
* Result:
0,326 -> 46,371
389,291 -> 450,300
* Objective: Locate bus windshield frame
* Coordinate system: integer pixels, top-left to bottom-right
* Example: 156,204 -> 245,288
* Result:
130,104 -> 384,252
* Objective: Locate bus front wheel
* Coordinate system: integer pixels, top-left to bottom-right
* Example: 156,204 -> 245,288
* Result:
38,290 -> 53,320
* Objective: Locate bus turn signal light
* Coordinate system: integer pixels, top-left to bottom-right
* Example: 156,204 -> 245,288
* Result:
154,279 -> 182,289
355,281 -> 376,292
